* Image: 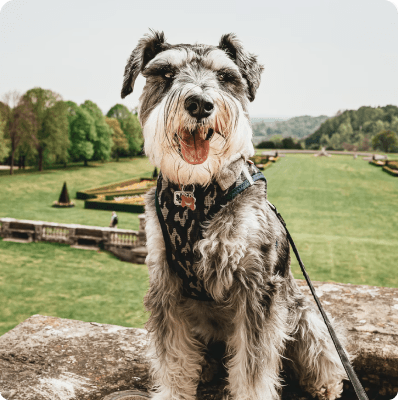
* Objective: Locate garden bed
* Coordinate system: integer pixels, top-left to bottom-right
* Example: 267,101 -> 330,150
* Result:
78,178 -> 156,213
369,160 -> 386,167
249,155 -> 279,170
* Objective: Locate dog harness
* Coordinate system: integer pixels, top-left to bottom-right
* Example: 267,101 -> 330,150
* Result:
155,162 -> 266,301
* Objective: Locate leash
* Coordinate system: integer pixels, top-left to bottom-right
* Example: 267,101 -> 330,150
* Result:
267,200 -> 369,400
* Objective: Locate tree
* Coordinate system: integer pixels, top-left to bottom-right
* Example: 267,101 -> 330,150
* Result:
81,100 -> 113,162
372,130 -> 398,153
22,88 -> 69,171
257,140 -> 275,149
106,104 -> 143,156
0,91 -> 36,175
0,115 -> 10,162
105,117 -> 128,161
66,101 -> 96,166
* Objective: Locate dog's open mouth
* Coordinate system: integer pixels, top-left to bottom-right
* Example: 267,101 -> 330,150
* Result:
178,127 -> 214,165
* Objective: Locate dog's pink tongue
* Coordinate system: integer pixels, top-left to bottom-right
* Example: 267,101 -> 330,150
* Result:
180,129 -> 210,165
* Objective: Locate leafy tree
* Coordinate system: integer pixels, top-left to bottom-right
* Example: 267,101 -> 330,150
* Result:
66,101 -> 96,166
0,91 -> 36,174
105,117 -> 128,161
372,130 -> 398,153
106,104 -> 143,156
22,88 -> 69,171
0,115 -> 9,162
81,100 -> 113,162
257,140 -> 275,149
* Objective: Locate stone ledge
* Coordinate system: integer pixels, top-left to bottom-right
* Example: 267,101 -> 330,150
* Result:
0,280 -> 397,400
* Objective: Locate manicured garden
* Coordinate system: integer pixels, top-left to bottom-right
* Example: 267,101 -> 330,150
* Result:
0,157 -> 154,230
0,154 -> 397,336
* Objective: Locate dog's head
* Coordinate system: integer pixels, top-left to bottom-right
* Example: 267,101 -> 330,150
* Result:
121,31 -> 263,185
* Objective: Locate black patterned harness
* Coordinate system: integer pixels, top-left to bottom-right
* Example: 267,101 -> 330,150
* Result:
155,162 -> 266,301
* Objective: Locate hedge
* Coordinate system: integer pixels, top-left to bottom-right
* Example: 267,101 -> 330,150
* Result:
84,199 -> 145,213
382,165 -> 398,177
76,178 -> 156,199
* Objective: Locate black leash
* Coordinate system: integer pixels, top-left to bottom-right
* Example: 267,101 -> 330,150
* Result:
267,200 -> 369,400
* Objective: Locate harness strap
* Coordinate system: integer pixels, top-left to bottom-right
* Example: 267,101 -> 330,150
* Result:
267,200 -> 369,400
224,172 -> 265,201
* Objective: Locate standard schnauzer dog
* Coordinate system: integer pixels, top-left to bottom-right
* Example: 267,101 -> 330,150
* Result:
121,31 -> 348,400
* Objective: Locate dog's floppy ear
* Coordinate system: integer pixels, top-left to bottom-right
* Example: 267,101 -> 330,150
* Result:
121,30 -> 168,99
218,34 -> 264,102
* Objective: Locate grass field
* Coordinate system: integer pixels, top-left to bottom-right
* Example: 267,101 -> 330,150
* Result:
0,157 -> 154,230
265,155 -> 398,288
1,154 -> 397,336
0,241 -> 148,336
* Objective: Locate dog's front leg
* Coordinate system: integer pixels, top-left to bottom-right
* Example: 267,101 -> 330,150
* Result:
195,203 -> 260,302
224,292 -> 287,400
147,305 -> 204,400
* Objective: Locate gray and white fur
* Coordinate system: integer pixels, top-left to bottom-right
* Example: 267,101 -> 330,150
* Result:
121,30 -> 349,400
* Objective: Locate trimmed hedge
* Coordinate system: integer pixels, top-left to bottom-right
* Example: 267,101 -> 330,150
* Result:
84,199 -> 145,213
386,160 -> 398,171
76,178 -> 156,199
369,160 -> 386,167
383,165 -> 398,177
78,177 -> 156,213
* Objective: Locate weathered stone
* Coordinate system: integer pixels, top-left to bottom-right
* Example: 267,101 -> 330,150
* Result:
0,280 -> 397,400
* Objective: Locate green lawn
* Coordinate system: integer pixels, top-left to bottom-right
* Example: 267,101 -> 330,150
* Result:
0,157 -> 154,230
0,241 -> 149,336
0,154 -> 397,336
264,154 -> 398,288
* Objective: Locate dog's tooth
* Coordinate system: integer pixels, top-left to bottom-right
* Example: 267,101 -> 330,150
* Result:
205,128 -> 214,141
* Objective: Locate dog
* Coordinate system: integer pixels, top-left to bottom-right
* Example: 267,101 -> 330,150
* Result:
121,31 -> 348,400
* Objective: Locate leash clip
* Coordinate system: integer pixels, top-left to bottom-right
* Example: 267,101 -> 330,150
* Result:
267,200 -> 286,227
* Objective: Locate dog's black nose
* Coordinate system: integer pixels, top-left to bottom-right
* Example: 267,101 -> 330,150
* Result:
185,95 -> 214,120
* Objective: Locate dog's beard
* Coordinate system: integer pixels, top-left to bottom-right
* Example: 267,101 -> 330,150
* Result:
141,88 -> 254,186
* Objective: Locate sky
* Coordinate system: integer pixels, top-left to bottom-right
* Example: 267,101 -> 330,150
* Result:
0,0 -> 397,119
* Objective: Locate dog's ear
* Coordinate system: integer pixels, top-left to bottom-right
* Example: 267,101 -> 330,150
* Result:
218,34 -> 264,102
121,30 -> 168,99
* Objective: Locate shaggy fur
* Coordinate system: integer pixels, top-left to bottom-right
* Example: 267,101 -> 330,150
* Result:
121,30 -> 348,400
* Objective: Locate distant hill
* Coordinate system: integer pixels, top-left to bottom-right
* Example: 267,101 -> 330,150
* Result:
252,115 -> 329,145
304,105 -> 398,150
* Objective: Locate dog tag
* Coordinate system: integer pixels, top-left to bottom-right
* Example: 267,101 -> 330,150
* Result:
181,193 -> 196,211
174,190 -> 196,211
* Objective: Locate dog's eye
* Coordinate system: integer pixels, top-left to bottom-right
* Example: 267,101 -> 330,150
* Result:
217,73 -> 225,81
164,72 -> 174,79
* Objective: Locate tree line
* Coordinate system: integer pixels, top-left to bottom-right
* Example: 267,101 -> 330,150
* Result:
0,88 -> 143,175
304,105 -> 398,152
252,115 -> 329,140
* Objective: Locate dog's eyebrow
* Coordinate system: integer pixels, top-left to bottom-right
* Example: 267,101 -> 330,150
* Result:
203,49 -> 240,72
146,48 -> 192,70
143,60 -> 175,75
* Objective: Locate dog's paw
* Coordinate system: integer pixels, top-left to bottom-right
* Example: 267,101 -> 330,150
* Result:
309,381 -> 344,400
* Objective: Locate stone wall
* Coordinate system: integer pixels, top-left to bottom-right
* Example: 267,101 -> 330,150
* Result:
0,217 -> 147,264
0,280 -> 397,400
